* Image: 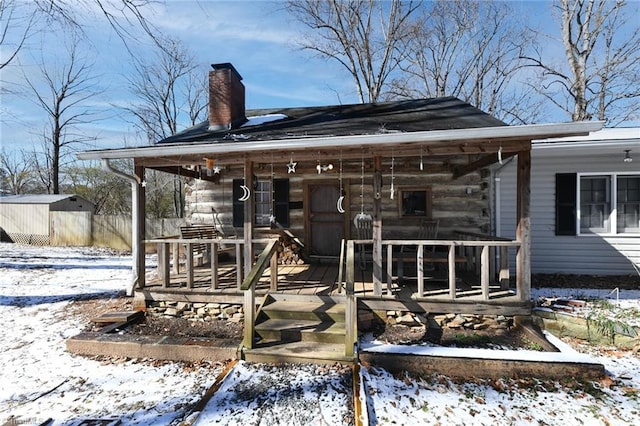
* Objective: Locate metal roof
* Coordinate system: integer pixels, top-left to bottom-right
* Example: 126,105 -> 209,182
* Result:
158,97 -> 507,145
0,194 -> 89,205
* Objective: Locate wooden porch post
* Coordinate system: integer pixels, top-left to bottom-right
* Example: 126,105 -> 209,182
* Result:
243,159 -> 254,278
133,162 -> 146,290
515,148 -> 531,302
372,155 -> 383,295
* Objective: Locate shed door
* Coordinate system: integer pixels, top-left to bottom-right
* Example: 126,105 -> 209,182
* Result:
306,183 -> 344,257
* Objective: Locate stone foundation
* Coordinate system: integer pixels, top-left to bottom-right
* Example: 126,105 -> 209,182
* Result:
147,301 -> 244,323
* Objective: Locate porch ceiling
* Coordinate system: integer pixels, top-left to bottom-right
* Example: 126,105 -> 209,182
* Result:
78,121 -> 604,170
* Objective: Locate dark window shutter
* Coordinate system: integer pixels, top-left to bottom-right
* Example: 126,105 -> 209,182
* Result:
273,178 -> 290,227
556,173 -> 577,235
232,179 -> 244,228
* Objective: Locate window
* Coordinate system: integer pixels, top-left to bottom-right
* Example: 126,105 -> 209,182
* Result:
233,178 -> 289,228
399,188 -> 432,217
556,173 -> 640,236
580,176 -> 610,233
617,176 -> 640,233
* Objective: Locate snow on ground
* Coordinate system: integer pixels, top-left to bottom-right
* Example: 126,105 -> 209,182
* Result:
0,244 -> 220,425
1,242 -> 640,425
193,362 -> 353,425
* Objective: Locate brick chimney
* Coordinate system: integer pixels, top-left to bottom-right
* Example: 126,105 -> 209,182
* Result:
208,63 -> 246,131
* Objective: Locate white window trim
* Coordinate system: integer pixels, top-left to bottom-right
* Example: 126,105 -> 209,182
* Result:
577,172 -> 640,237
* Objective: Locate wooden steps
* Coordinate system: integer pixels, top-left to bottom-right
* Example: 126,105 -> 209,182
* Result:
243,294 -> 355,365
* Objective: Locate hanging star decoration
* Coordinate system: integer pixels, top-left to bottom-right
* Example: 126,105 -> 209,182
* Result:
269,214 -> 276,224
140,180 -> 147,187
287,158 -> 297,174
213,165 -> 221,174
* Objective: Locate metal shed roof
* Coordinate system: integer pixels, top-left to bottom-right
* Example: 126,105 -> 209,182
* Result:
0,194 -> 90,205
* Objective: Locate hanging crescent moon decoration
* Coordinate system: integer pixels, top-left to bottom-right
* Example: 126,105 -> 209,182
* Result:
238,185 -> 251,202
337,195 -> 345,214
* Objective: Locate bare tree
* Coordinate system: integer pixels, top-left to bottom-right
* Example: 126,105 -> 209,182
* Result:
64,161 -> 132,214
23,36 -> 101,194
0,0 -> 161,71
390,0 -> 540,123
524,0 -> 640,124
0,0 -> 38,71
0,148 -> 38,194
124,37 -> 207,217
287,0 -> 419,103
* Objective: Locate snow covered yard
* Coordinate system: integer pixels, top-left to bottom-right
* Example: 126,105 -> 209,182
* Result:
1,242 -> 640,425
0,243 -> 221,425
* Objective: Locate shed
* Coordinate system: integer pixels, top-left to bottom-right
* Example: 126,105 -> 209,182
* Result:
0,194 -> 95,246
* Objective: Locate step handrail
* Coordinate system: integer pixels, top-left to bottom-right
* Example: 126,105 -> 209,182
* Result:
345,240 -> 357,357
242,239 -> 280,349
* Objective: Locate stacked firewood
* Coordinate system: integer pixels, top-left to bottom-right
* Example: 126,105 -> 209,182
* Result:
278,234 -> 305,265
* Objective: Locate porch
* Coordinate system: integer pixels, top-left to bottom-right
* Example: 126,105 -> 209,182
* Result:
141,235 -> 530,314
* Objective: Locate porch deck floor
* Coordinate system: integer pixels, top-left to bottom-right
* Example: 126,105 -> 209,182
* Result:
143,261 -> 521,302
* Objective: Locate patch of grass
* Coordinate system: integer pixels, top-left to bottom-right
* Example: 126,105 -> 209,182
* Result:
451,332 -> 493,347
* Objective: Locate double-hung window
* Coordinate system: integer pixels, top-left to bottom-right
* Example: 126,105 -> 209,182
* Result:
556,173 -> 640,236
579,176 -> 611,234
233,178 -> 290,228
617,176 -> 640,233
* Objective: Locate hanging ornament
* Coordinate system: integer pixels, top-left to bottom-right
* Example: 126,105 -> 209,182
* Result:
270,155 -> 276,224
498,146 -> 503,165
238,185 -> 251,202
337,154 -> 345,214
390,151 -> 396,200
316,161 -> 334,174
287,155 -> 297,174
420,146 -> 424,171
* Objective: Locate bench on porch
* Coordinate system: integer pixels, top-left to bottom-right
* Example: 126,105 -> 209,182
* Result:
180,225 -> 218,265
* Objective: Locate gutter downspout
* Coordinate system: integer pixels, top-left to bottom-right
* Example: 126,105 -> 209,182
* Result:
102,159 -> 142,296
492,156 -> 516,275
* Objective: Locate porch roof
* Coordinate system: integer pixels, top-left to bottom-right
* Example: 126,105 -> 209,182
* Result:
78,120 -> 604,165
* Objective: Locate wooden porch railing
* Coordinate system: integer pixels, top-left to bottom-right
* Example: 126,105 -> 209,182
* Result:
454,230 -> 513,290
337,236 -> 522,301
240,239 -> 280,350
381,239 -> 521,300
145,237 -> 281,290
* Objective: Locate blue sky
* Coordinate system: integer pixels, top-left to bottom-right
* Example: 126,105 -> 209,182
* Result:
0,0 -> 635,161
1,0 -> 355,157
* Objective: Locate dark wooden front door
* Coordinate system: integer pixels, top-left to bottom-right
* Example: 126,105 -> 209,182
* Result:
306,183 -> 345,257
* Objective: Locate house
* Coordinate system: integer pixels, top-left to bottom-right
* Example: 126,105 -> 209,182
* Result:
0,194 -> 94,246
78,63 -> 602,362
496,128 -> 640,276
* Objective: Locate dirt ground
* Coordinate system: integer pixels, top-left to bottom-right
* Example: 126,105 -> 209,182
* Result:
66,273 -> 637,347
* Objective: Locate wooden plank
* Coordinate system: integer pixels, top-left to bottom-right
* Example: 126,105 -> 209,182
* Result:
243,159 -> 254,278
386,243 -> 393,295
345,240 -> 356,357
516,148 -> 531,302
92,310 -> 144,324
372,156 -> 383,296
186,242 -> 194,288
211,242 -> 219,289
417,244 -> 424,297
448,245 -> 456,300
158,243 -> 171,287
499,246 -> 510,290
270,250 -> 278,291
481,245 -> 489,300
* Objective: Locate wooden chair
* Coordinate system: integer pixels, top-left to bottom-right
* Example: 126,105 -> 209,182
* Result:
399,219 -> 439,278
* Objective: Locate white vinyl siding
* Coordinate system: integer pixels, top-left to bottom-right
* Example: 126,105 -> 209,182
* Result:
497,150 -> 640,275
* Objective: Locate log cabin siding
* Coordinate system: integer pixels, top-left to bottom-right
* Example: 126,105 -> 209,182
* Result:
497,149 -> 640,275
184,156 -> 490,248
